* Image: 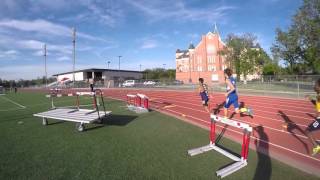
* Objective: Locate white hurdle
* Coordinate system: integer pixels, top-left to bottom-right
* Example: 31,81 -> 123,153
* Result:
187,114 -> 252,178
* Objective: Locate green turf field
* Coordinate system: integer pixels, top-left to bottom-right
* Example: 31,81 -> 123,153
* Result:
0,92 -> 318,180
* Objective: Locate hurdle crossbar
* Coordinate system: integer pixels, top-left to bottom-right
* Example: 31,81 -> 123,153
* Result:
210,114 -> 252,132
187,114 -> 252,178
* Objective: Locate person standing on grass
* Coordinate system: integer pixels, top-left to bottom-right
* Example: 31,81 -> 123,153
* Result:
89,78 -> 94,92
305,78 -> 320,156
223,68 -> 253,119
198,78 -> 210,113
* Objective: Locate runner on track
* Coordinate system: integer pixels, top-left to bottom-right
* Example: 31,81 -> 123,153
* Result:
223,68 -> 253,119
305,78 -> 320,156
198,78 -> 210,113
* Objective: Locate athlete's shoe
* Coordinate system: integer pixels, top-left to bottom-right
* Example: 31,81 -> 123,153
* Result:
312,145 -> 320,156
240,108 -> 247,113
247,107 -> 253,116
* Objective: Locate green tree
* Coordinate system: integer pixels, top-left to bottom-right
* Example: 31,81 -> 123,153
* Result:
220,33 -> 269,81
272,0 -> 320,74
271,28 -> 303,74
143,68 -> 176,80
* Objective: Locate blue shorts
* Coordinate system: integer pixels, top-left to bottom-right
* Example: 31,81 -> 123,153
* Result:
200,92 -> 209,106
224,93 -> 239,109
307,118 -> 320,132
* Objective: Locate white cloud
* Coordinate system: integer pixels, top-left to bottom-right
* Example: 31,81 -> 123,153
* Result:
0,63 -> 91,80
0,49 -> 18,58
32,50 -> 44,57
0,19 -> 107,42
125,0 -> 235,23
59,0 -> 124,28
140,39 -> 158,49
4,50 -> 18,55
18,39 -> 72,55
57,56 -> 71,61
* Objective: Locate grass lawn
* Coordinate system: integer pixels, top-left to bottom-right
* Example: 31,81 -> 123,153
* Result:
0,92 -> 318,180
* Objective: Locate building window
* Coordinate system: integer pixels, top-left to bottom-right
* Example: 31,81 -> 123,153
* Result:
207,56 -> 216,63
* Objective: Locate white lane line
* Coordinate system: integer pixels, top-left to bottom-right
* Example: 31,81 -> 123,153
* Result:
0,96 -> 26,108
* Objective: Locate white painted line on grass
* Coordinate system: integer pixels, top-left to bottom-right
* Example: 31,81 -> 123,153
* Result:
0,107 -> 25,112
0,96 -> 26,108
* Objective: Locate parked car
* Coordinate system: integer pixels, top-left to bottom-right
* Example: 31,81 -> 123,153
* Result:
143,81 -> 156,86
122,80 -> 135,87
173,80 -> 184,85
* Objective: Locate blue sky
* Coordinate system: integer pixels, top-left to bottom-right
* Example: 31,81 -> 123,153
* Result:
0,0 -> 302,80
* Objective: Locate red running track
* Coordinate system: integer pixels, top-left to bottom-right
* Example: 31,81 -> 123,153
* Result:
103,88 -> 320,176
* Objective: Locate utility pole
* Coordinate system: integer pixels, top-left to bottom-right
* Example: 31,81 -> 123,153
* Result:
163,63 -> 166,70
72,27 -> 76,85
43,44 -> 47,87
118,56 -> 122,70
139,64 -> 142,71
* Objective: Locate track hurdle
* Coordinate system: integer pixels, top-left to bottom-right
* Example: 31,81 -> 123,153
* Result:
126,93 -> 149,113
126,94 -> 137,111
136,93 -> 149,113
187,114 -> 252,178
46,90 -> 100,109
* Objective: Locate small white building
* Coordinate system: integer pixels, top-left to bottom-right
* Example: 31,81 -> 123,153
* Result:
53,68 -> 143,87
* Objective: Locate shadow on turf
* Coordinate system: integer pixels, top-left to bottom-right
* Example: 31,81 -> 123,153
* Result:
83,114 -> 138,131
253,125 -> 271,180
103,114 -> 138,126
47,120 -> 65,125
278,110 -> 309,154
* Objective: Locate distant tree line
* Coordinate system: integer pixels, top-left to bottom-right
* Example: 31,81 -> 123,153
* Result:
0,77 -> 56,88
142,68 -> 175,80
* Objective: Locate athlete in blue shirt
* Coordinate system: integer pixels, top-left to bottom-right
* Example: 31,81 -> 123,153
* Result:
223,68 -> 253,118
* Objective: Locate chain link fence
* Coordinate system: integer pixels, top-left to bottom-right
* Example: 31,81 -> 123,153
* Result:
25,75 -> 320,99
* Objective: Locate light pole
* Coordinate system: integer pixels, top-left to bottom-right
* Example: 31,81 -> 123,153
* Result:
139,64 -> 142,71
118,56 -> 122,70
72,27 -> 76,85
107,60 -> 110,69
163,63 -> 166,70
189,55 -> 192,83
43,44 -> 47,87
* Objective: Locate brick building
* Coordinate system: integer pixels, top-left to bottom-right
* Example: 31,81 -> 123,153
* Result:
175,26 -> 227,84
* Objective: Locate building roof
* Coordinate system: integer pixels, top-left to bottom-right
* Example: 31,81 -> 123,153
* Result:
53,68 -> 142,76
176,51 -> 190,59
